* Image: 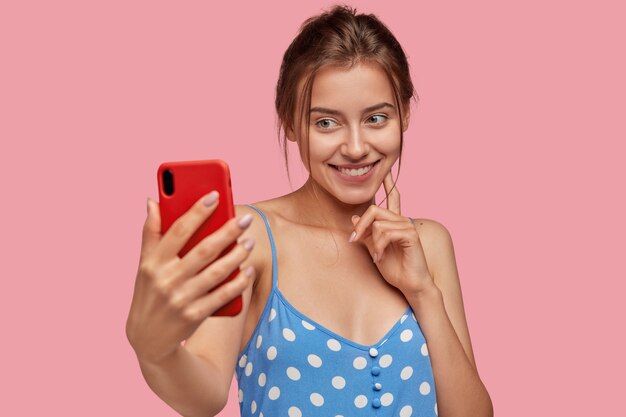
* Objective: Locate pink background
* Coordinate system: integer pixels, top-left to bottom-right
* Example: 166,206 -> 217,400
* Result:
1,0 -> 624,415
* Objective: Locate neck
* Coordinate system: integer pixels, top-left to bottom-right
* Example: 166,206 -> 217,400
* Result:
286,176 -> 377,233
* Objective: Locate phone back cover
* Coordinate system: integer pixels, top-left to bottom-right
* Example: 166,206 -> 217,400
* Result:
157,159 -> 241,316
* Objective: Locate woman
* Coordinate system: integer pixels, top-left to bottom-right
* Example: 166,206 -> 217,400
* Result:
126,5 -> 493,417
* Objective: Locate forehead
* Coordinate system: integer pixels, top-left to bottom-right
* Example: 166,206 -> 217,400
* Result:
303,62 -> 396,111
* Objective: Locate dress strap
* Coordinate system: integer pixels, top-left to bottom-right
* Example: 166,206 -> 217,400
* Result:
246,204 -> 278,289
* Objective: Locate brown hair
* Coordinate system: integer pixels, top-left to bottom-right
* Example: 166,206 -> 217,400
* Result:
275,4 -> 418,199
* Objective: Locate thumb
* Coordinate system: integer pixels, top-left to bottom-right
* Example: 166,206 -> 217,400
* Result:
141,197 -> 162,260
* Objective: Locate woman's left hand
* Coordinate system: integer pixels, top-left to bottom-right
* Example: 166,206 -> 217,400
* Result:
349,172 -> 435,296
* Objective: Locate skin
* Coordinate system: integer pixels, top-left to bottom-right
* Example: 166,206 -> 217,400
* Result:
127,61 -> 492,416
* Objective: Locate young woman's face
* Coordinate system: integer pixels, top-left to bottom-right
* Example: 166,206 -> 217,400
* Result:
291,61 -> 408,205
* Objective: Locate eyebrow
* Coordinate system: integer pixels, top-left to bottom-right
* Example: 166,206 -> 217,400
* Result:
309,102 -> 396,116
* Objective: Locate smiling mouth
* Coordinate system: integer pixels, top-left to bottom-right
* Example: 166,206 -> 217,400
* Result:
329,160 -> 380,177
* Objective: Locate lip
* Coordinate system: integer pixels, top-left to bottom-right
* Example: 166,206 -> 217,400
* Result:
329,160 -> 380,183
331,160 -> 380,169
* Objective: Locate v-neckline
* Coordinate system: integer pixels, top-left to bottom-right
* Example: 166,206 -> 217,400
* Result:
273,286 -> 412,351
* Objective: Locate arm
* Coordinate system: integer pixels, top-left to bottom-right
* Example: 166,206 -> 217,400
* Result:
136,345 -> 229,417
127,202 -> 261,417
406,219 -> 493,417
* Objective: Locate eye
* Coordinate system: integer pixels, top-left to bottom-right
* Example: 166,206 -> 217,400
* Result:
368,114 -> 388,125
315,119 -> 338,129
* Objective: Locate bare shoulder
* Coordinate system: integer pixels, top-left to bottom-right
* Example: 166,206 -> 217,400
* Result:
410,217 -> 478,369
409,217 -> 456,284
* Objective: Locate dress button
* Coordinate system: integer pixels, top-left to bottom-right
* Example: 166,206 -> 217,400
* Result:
371,366 -> 381,376
373,382 -> 382,391
369,347 -> 379,357
372,397 -> 381,408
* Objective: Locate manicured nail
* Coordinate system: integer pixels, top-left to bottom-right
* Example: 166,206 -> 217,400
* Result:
238,213 -> 253,228
373,252 -> 379,263
203,191 -> 219,206
242,238 -> 255,251
244,265 -> 255,277
348,231 -> 357,243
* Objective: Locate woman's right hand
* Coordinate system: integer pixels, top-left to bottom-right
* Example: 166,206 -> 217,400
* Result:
125,192 -> 256,364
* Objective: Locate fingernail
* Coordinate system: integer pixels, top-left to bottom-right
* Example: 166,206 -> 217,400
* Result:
373,252 -> 379,263
203,191 -> 219,206
348,231 -> 357,243
244,265 -> 255,277
238,213 -> 253,228
242,238 -> 255,251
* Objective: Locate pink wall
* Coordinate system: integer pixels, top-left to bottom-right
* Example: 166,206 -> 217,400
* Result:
1,0 -> 624,415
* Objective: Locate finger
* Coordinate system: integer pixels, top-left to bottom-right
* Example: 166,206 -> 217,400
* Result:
183,266 -> 255,322
141,198 -> 162,260
175,214 -> 254,280
350,205 -> 401,242
372,225 -> 418,263
153,191 -> 220,261
173,236 -> 255,299
383,171 -> 401,215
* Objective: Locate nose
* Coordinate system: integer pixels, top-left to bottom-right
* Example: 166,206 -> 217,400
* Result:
341,126 -> 370,160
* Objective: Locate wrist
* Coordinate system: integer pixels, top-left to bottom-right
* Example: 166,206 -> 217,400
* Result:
136,344 -> 183,368
403,282 -> 443,314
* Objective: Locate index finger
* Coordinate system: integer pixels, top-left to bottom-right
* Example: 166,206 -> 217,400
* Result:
152,191 -> 220,261
383,171 -> 401,215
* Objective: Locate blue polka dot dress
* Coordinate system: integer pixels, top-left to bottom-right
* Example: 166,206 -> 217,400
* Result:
235,205 -> 438,417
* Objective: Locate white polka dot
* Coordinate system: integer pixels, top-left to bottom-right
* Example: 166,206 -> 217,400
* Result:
286,367 -> 301,381
260,413 -> 264,417
381,392 -> 394,406
267,346 -> 277,360
308,354 -> 322,368
288,406 -> 302,417
379,354 -> 393,368
335,415 -> 344,417
269,308 -> 277,322
282,328 -> 296,342
245,361 -> 253,376
251,400 -> 257,413
354,394 -> 368,408
258,372 -> 266,387
332,376 -> 346,389
268,386 -> 280,400
401,366 -> 413,380
419,381 -> 431,395
353,356 -> 367,370
238,354 -> 247,368
327,338 -> 341,351
435,402 -> 438,415
256,335 -> 262,349
302,320 -> 316,330
400,314 -> 408,323
421,342 -> 429,356
238,389 -> 243,403
310,392 -> 325,406
400,329 -> 414,342
400,405 -> 413,417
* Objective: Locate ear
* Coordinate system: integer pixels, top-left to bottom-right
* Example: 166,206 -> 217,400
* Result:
402,109 -> 411,132
285,125 -> 297,143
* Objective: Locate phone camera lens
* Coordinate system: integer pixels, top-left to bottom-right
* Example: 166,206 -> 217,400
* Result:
163,170 -> 175,196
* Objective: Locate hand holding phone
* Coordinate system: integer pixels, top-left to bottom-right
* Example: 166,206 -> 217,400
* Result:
125,160 -> 256,364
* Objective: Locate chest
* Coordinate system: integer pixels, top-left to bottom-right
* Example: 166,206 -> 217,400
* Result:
255,222 -> 409,347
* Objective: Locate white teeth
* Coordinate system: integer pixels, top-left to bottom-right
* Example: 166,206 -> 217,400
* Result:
337,163 -> 375,176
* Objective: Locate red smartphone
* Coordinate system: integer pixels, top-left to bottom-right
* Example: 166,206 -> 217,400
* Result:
157,159 -> 242,317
